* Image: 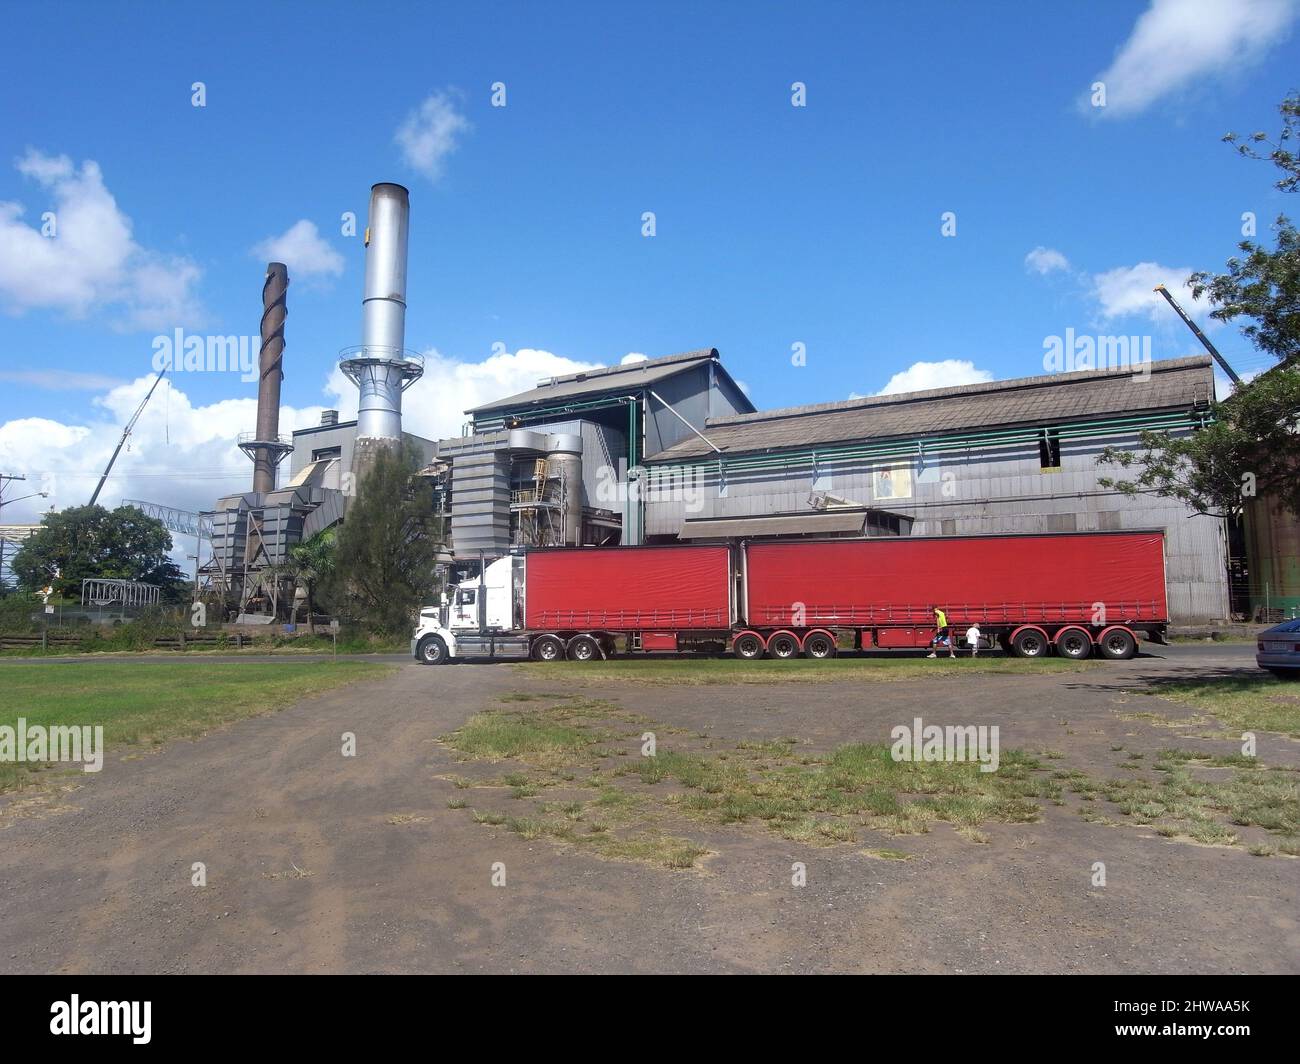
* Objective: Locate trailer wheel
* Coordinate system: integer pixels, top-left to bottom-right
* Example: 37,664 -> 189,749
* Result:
567,635 -> 601,662
532,634 -> 565,662
417,635 -> 448,665
1055,627 -> 1093,660
768,631 -> 800,659
733,632 -> 765,660
802,631 -> 836,659
1098,627 -> 1137,661
1011,627 -> 1049,659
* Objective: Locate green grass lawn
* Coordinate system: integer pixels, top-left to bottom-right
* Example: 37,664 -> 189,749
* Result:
0,661 -> 394,792
513,655 -> 1096,685
1146,674 -> 1300,738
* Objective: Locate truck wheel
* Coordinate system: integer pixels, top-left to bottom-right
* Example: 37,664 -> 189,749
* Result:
417,635 -> 448,665
567,635 -> 600,662
1098,628 -> 1137,660
1011,628 -> 1048,659
1055,627 -> 1093,660
532,634 -> 565,662
733,632 -> 764,660
768,632 -> 800,659
802,632 -> 836,659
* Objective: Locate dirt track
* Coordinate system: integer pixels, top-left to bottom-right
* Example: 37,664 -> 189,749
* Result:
1,645 -> 1296,974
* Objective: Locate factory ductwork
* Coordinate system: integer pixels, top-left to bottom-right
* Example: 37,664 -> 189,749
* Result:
340,182 -> 424,448
547,434 -> 583,546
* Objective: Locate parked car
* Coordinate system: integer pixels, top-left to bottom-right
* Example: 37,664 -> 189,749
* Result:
1256,618 -> 1300,678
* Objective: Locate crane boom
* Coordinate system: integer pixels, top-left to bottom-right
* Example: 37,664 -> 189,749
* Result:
1153,283 -> 1242,386
88,366 -> 168,506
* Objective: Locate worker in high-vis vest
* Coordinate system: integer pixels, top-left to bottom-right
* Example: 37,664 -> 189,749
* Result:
927,605 -> 955,659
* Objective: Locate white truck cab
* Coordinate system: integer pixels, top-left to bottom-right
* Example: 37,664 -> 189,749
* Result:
411,556 -> 527,664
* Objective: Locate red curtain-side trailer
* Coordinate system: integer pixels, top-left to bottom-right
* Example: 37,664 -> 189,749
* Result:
416,531 -> 1169,663
737,531 -> 1167,661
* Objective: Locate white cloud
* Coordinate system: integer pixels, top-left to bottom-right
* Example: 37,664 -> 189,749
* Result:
1089,0 -> 1298,118
326,346 -> 603,441
0,375 -> 324,525
0,149 -> 204,330
1090,262 -> 1211,322
394,91 -> 471,182
620,352 -> 648,365
0,369 -> 126,390
874,360 -> 994,396
252,220 -> 344,280
1025,246 -> 1070,275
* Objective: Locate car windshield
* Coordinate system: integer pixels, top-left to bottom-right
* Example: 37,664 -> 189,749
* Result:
1267,619 -> 1300,633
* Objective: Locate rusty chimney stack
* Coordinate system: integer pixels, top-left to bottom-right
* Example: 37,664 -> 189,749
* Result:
240,262 -> 293,493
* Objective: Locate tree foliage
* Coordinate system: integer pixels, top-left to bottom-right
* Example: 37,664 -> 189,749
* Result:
270,529 -> 337,632
1187,92 -> 1300,364
1099,366 -> 1300,518
1101,93 -> 1300,517
11,504 -> 186,601
329,443 -> 439,634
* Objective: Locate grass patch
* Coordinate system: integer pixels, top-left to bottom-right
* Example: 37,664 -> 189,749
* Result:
1144,675 -> 1300,738
0,660 -> 393,793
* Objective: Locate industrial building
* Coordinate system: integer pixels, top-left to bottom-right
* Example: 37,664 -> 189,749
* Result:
641,354 -> 1227,622
420,351 -> 1231,623
192,175 -> 1283,628
435,349 -> 753,557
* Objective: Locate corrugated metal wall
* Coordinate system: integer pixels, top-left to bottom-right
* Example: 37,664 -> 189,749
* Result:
644,431 -> 1230,623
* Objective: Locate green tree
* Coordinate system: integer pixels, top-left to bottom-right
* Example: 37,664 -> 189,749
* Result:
270,529 -> 336,633
330,443 -> 439,633
1101,93 -> 1300,516
11,504 -> 187,601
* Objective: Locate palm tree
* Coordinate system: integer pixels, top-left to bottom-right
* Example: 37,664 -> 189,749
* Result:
270,530 -> 336,634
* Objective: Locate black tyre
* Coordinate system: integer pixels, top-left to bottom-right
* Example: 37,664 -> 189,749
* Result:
417,635 -> 448,665
803,632 -> 836,659
1011,628 -> 1048,659
1055,627 -> 1093,660
567,635 -> 601,662
1098,628 -> 1137,660
733,632 -> 765,660
768,632 -> 800,659
532,634 -> 565,662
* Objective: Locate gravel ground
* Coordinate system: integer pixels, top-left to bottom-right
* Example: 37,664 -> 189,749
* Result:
0,642 -> 1295,974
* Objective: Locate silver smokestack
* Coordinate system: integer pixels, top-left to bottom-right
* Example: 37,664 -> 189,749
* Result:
340,182 -> 423,445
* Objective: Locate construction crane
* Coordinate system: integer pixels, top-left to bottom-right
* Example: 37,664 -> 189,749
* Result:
88,365 -> 168,507
1153,283 -> 1242,386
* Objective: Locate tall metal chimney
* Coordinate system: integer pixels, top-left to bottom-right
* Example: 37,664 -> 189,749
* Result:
239,262 -> 293,493
340,183 -> 423,456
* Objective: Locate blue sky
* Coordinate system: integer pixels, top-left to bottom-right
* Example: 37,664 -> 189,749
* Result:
0,0 -> 1297,521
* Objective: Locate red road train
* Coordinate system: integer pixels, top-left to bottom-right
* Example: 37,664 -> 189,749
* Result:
412,531 -> 1168,663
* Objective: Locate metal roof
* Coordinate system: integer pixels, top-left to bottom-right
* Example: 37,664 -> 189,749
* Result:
468,348 -> 754,416
648,356 -> 1214,462
679,511 -> 869,538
